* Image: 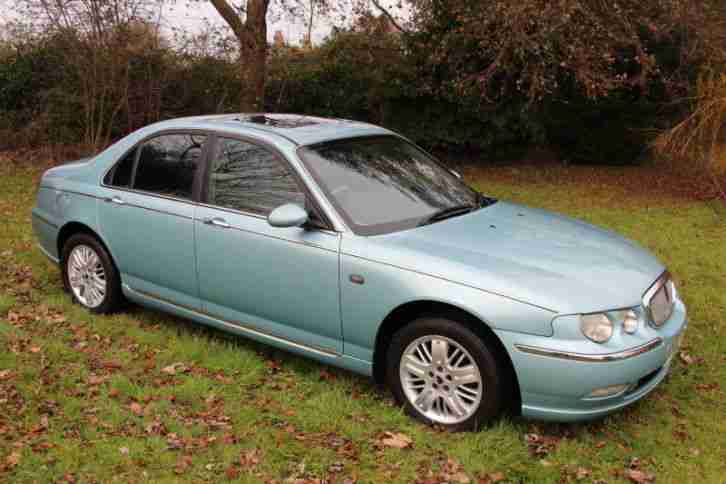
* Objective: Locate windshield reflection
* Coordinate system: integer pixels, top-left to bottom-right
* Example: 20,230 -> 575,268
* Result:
299,136 -> 487,235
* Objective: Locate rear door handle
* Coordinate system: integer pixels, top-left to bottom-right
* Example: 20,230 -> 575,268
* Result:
104,196 -> 125,205
202,217 -> 231,229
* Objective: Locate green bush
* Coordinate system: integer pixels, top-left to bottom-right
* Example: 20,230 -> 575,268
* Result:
0,23 -> 700,164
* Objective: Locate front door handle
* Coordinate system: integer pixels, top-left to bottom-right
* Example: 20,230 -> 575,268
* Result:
202,217 -> 231,229
104,196 -> 125,205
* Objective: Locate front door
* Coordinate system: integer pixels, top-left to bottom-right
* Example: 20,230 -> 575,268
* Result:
99,132 -> 208,309
195,136 -> 342,354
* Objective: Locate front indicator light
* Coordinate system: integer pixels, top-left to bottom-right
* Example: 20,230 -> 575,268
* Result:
580,313 -> 613,343
587,383 -> 630,398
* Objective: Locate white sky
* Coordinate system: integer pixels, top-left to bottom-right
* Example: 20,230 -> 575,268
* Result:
0,0 -> 407,46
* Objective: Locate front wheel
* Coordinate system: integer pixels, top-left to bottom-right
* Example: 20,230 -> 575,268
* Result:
61,233 -> 123,314
386,317 -> 504,431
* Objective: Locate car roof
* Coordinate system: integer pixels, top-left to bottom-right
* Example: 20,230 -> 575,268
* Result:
161,113 -> 393,147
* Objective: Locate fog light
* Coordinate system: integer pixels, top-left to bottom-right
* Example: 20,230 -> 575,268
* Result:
587,384 -> 630,398
623,310 -> 638,334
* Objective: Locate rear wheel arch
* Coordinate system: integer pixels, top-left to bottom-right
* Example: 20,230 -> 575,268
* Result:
57,222 -> 115,269
372,300 -> 521,413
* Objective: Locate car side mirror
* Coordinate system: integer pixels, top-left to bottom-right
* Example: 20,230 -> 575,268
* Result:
267,203 -> 309,228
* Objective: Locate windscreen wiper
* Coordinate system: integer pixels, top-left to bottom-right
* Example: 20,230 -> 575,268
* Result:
478,193 -> 497,207
419,204 -> 477,226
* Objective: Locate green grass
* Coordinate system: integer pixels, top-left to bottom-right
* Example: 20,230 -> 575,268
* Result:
1,159 -> 724,483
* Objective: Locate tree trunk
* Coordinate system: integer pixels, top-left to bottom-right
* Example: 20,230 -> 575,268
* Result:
240,0 -> 268,112
209,0 -> 270,112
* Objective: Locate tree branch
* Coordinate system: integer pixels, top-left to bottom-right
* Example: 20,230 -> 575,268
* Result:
370,0 -> 407,33
209,0 -> 245,38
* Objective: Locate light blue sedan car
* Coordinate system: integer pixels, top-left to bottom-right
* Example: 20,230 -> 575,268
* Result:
32,114 -> 687,430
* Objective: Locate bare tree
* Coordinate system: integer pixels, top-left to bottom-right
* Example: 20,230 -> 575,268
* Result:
17,0 -> 163,150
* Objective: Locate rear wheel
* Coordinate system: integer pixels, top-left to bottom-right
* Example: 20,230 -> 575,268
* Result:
386,317 -> 504,431
61,233 -> 122,314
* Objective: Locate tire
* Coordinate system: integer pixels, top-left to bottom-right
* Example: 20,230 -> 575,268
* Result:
61,233 -> 123,314
386,316 -> 504,431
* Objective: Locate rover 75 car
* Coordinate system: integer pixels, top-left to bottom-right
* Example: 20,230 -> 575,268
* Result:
32,113 -> 687,430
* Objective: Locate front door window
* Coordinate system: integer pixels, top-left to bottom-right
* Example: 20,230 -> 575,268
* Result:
207,138 -> 305,214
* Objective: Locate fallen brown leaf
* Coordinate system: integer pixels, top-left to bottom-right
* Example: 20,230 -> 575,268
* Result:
174,455 -> 193,474
319,369 -> 337,381
87,375 -> 107,386
695,382 -> 719,392
486,472 -> 506,483
450,471 -> 470,483
161,362 -> 187,375
225,466 -> 240,479
380,431 -> 413,449
5,451 -> 21,468
129,402 -> 143,416
576,467 -> 592,480
239,448 -> 262,468
679,351 -> 695,365
626,469 -> 655,483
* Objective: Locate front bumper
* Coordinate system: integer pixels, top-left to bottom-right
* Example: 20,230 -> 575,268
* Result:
495,298 -> 687,422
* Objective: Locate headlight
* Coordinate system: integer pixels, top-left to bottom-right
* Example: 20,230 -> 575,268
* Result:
645,274 -> 675,327
622,310 -> 638,334
580,313 -> 613,343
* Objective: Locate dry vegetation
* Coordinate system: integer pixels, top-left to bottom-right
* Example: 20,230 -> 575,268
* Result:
654,71 -> 726,198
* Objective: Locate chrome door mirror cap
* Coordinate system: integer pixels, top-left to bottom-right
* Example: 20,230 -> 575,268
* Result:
268,203 -> 309,228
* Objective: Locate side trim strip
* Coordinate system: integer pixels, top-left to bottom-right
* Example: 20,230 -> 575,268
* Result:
100,185 -> 197,208
37,243 -> 60,264
32,212 -> 59,229
123,284 -> 341,358
515,338 -> 663,363
39,187 -> 102,200
105,198 -> 194,220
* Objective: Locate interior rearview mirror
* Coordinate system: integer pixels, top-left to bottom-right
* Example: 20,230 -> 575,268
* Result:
268,203 -> 309,228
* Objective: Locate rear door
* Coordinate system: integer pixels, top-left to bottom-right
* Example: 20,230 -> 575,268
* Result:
194,136 -> 342,355
99,132 -> 209,309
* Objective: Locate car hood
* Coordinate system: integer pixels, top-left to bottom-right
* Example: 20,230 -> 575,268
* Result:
363,201 -> 664,314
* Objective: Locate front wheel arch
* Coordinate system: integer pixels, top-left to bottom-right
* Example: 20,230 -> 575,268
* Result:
372,300 -> 521,415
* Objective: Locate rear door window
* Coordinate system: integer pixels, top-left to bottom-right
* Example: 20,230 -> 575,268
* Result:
133,134 -> 206,200
104,149 -> 136,187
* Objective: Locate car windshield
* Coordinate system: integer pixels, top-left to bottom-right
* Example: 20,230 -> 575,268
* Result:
298,135 -> 493,235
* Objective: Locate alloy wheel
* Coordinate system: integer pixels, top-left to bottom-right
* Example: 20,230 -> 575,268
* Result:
399,335 -> 483,424
67,244 -> 107,308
